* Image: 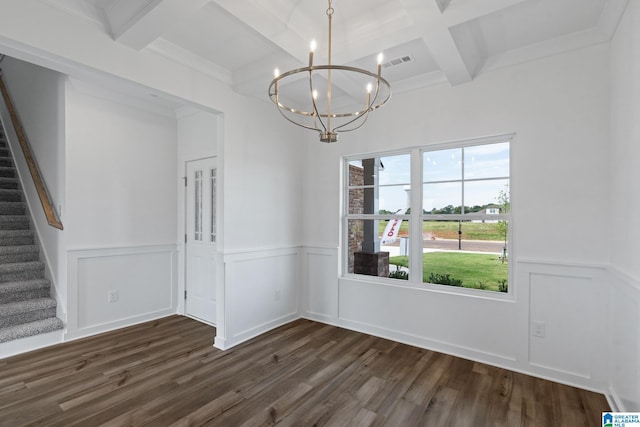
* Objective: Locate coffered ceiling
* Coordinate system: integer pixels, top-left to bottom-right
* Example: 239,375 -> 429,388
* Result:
48,0 -> 628,106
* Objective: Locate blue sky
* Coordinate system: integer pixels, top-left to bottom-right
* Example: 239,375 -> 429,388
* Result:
352,142 -> 510,213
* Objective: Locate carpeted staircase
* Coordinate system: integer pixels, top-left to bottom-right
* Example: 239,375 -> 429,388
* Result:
0,131 -> 63,343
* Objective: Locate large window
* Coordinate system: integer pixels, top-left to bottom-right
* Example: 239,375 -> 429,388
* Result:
344,137 -> 511,293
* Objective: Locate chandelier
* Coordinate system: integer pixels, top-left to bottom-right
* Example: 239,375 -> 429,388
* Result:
268,0 -> 391,143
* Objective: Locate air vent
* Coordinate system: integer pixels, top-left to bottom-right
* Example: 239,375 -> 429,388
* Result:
382,55 -> 413,69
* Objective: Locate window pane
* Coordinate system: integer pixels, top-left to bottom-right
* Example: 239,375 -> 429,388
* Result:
464,179 -> 509,210
379,185 -> 410,213
378,154 -> 410,185
423,148 -> 462,182
194,170 -> 203,241
348,188 -> 378,214
423,182 -> 462,213
347,219 -> 409,279
464,142 -> 510,180
348,160 -> 365,186
210,168 -> 217,243
422,220 -> 508,292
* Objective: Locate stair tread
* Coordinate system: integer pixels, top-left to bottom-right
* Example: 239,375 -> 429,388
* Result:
0,215 -> 29,221
0,261 -> 44,272
0,297 -> 57,316
0,317 -> 64,343
0,245 -> 38,254
0,229 -> 34,236
0,278 -> 50,294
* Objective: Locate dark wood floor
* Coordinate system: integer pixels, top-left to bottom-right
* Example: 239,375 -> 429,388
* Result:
0,316 -> 608,426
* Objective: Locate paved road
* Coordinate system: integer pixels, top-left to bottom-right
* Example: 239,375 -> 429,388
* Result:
386,238 -> 505,254
422,238 -> 505,253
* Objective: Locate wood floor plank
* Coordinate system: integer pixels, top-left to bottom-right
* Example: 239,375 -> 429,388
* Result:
0,315 -> 610,426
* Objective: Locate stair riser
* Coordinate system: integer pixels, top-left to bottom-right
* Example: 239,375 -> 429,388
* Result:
0,192 -> 21,202
0,252 -> 40,263
0,158 -> 12,168
0,204 -> 25,215
0,307 -> 56,328
0,219 -> 30,230
0,236 -> 35,246
0,149 -> 9,158
0,169 -> 15,178
0,269 -> 45,283
0,289 -> 50,305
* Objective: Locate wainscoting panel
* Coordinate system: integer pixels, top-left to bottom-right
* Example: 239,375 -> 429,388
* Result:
300,250 -> 614,394
608,267 -> 640,411
303,247 -> 338,323
520,261 -> 609,391
66,245 -> 177,339
220,247 -> 300,349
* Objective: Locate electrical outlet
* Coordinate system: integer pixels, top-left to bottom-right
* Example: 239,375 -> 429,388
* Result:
532,320 -> 545,338
108,289 -> 119,303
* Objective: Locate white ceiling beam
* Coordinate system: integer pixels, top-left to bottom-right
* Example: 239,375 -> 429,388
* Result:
105,0 -> 210,50
216,0 -> 389,103
439,0 -> 528,26
402,0 -> 527,86
214,0 -> 314,64
403,0 -> 473,85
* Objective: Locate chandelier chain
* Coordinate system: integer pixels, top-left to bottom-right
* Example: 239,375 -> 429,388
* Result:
327,0 -> 334,16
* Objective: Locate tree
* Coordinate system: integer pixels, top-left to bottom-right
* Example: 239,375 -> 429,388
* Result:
496,185 -> 510,263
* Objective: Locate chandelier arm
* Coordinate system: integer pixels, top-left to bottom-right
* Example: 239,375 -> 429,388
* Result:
275,102 -> 324,133
268,0 -> 391,142
332,79 -> 381,132
308,70 -> 328,133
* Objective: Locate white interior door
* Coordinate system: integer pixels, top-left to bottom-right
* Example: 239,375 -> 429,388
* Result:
185,157 -> 217,325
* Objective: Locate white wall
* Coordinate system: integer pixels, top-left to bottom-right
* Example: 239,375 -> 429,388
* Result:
0,1 -> 305,347
0,57 -> 67,314
302,44 -> 612,393
176,108 -> 219,318
215,97 -> 304,349
64,80 -> 178,338
609,1 -> 640,411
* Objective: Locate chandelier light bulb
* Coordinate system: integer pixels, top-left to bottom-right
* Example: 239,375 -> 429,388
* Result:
366,83 -> 373,94
274,68 -> 280,78
310,39 -> 317,52
312,90 -> 319,100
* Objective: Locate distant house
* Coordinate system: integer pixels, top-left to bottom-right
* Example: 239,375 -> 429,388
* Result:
473,204 -> 502,223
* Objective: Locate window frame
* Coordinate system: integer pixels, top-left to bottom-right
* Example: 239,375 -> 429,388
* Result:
342,134 -> 514,298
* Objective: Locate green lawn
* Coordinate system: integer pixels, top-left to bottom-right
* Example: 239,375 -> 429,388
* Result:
379,220 -> 506,241
389,251 -> 508,292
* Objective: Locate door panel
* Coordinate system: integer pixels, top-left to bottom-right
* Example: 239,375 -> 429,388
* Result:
185,157 -> 217,325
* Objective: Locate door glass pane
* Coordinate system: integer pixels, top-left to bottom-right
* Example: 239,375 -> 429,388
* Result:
194,170 -> 203,241
210,168 -> 217,243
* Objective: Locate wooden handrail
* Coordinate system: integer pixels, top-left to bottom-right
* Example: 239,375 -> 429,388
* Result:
0,73 -> 63,230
